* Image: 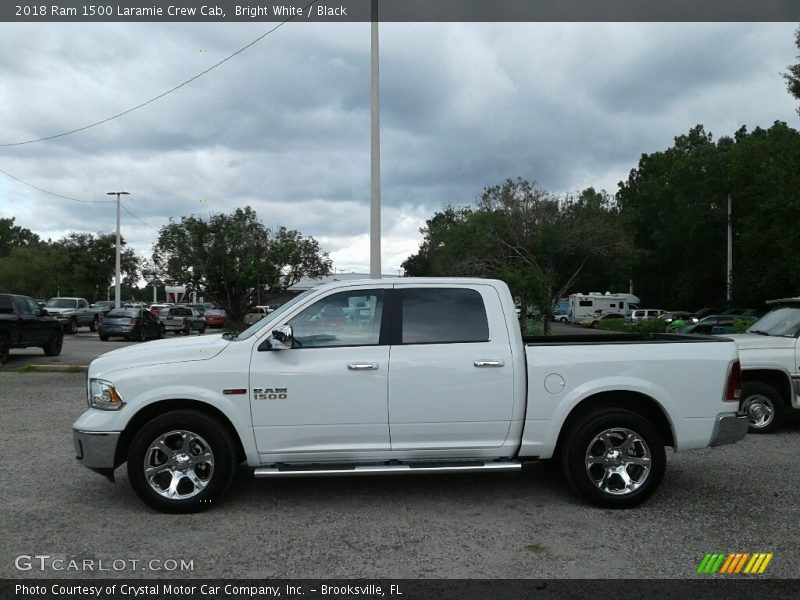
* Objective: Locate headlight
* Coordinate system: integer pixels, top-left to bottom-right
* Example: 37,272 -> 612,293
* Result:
88,378 -> 125,410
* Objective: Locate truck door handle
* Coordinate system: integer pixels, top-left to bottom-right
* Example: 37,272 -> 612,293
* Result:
474,359 -> 504,368
348,362 -> 379,370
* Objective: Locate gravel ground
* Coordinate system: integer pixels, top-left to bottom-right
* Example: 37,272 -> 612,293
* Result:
1,372 -> 798,580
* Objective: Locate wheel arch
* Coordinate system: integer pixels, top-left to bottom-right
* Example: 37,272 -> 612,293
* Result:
553,390 -> 675,459
741,368 -> 793,409
114,399 -> 247,468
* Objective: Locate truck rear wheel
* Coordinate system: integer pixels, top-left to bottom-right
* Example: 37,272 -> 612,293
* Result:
740,382 -> 786,434
127,410 -> 237,513
561,408 -> 665,508
42,330 -> 63,356
90,317 -> 98,332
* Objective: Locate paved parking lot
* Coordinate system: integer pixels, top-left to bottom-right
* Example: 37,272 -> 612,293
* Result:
1,334 -> 798,579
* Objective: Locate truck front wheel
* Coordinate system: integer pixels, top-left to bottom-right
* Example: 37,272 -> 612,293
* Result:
127,410 -> 237,513
740,382 -> 786,434
561,408 -> 665,508
90,317 -> 98,332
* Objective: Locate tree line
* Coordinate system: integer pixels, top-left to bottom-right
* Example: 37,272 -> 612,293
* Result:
0,207 -> 331,323
402,121 -> 800,323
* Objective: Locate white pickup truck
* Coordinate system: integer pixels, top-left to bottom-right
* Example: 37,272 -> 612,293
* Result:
72,278 -> 747,513
732,297 -> 800,433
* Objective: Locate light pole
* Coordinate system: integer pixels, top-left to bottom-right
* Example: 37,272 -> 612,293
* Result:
370,0 -> 381,279
107,191 -> 130,308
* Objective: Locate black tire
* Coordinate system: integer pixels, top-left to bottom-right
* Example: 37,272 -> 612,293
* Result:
184,326 -> 191,336
137,326 -> 147,343
90,317 -> 98,332
740,382 -> 787,434
42,329 -> 63,356
199,325 -> 206,334
590,321 -> 598,329
158,325 -> 165,339
561,408 -> 666,508
127,410 -> 237,513
99,333 -> 110,342
0,334 -> 10,365
67,318 -> 78,335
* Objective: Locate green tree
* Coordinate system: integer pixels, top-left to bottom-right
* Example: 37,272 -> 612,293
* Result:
0,217 -> 41,258
0,243 -> 66,298
784,26 -> 800,114
403,179 -> 632,332
55,232 -> 139,301
152,206 -> 331,321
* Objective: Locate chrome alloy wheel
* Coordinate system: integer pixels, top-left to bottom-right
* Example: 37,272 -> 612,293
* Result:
585,428 -> 652,496
143,430 -> 215,500
742,395 -> 775,429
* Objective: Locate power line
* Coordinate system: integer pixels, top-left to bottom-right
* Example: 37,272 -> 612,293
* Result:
0,166 -> 115,204
0,0 -> 320,148
121,202 -> 158,230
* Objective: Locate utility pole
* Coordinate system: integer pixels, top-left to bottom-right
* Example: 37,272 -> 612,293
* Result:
107,191 -> 130,309
369,0 -> 381,279
726,194 -> 732,305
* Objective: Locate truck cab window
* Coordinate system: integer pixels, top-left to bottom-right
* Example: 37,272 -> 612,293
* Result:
288,290 -> 385,348
401,288 -> 489,344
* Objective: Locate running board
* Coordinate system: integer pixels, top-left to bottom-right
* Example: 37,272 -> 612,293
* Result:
254,461 -> 522,478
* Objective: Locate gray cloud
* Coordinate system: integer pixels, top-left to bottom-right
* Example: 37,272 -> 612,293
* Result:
1,22 -> 797,272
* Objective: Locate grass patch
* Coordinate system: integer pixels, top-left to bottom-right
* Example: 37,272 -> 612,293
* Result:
521,319 -> 544,336
15,365 -> 35,374
525,543 -> 547,554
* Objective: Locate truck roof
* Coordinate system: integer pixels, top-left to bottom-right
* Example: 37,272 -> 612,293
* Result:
766,297 -> 800,305
307,277 -> 507,289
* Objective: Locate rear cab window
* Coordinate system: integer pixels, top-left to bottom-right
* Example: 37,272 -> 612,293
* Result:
399,287 -> 490,344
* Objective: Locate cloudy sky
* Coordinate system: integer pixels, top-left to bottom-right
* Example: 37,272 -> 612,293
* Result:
0,21 -> 797,274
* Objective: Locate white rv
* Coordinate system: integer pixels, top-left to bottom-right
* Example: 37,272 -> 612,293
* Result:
568,292 -> 640,323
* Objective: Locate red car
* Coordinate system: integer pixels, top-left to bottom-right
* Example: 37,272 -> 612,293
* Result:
204,309 -> 227,328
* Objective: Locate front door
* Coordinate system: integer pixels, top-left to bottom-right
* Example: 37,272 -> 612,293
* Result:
249,287 -> 391,456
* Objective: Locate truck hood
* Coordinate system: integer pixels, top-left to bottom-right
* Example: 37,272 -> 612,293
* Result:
45,307 -> 75,315
90,333 -> 231,376
727,333 -> 798,351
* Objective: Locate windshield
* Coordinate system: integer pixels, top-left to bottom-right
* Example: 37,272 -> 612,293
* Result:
747,306 -> 800,337
46,298 -> 77,308
235,290 -> 315,341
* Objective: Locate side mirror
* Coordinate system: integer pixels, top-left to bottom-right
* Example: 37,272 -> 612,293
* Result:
38,309 -> 48,317
260,324 -> 294,351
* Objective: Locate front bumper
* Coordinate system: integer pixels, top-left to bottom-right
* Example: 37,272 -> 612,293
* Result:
709,413 -> 749,447
73,429 -> 121,477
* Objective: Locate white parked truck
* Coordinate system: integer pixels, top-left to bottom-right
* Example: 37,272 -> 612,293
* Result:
731,297 -> 800,433
72,278 -> 747,513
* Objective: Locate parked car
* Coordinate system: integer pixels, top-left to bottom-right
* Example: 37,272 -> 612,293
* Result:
203,308 -> 227,328
244,306 -> 273,325
629,309 -> 667,322
552,310 -> 569,323
0,294 -> 63,364
148,303 -> 173,317
72,277 -> 746,513
99,309 -> 165,342
158,306 -> 206,335
694,307 -> 722,320
580,312 -> 625,328
678,314 -> 758,336
91,301 -> 116,315
662,311 -> 699,333
44,297 -> 103,334
730,297 -> 800,433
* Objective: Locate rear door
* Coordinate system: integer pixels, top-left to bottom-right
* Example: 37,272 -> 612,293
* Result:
387,284 -> 515,451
